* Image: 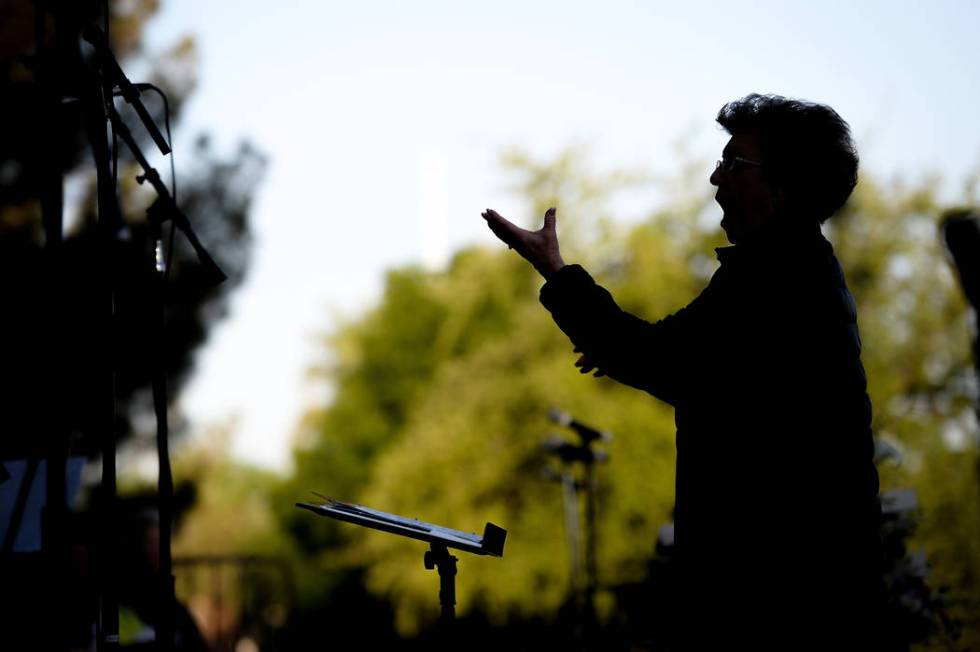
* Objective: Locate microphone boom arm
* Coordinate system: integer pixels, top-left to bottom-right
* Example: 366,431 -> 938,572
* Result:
104,101 -> 226,285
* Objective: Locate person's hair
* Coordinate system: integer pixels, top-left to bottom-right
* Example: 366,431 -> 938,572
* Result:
716,94 -> 859,223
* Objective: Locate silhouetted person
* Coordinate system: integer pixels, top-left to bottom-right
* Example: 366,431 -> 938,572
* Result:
482,94 -> 885,650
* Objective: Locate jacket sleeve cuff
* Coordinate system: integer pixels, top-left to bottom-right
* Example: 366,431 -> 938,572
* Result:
539,264 -> 594,310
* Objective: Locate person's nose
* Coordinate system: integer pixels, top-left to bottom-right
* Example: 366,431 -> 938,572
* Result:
709,165 -> 723,187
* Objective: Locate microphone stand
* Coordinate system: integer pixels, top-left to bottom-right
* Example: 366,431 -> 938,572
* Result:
542,410 -> 612,650
75,25 -> 126,652
83,38 -> 225,651
102,97 -> 225,651
19,6 -> 211,650
104,104 -> 226,285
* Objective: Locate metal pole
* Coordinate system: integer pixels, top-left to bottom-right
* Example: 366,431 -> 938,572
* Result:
424,543 -> 458,623
561,464 -> 582,601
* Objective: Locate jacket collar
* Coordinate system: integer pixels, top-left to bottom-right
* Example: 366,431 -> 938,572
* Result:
715,220 -> 828,265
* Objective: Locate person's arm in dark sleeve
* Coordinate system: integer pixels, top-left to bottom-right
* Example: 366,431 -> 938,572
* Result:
539,264 -> 699,407
478,205 -> 699,405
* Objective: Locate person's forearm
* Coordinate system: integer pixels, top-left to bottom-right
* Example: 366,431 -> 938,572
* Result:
538,255 -> 566,280
540,265 -> 692,406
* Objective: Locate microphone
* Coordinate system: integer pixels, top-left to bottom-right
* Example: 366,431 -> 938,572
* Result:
540,435 -> 609,463
82,24 -> 171,156
548,408 -> 612,445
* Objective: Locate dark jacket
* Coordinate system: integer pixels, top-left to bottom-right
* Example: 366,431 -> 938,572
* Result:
540,222 -> 884,647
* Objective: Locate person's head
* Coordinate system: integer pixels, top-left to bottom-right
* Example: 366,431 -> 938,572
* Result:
709,93 -> 858,244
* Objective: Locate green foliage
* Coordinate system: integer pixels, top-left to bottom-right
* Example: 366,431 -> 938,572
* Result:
284,148 -> 980,646
165,426 -> 295,648
823,177 -> 979,648
173,423 -> 288,557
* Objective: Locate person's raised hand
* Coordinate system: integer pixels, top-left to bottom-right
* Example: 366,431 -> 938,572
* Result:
573,348 -> 605,377
481,207 -> 565,278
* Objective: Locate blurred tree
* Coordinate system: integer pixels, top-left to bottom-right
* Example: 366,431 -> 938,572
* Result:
0,0 -> 266,456
285,146 -> 980,649
280,148 -> 711,634
168,421 -> 296,650
0,2 -> 265,648
2,2 -> 270,649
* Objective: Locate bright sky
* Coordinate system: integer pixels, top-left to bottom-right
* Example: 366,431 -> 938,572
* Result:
144,0 -> 980,471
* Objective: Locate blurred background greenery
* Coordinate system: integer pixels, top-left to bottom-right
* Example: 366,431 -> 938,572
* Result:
2,0 -> 979,650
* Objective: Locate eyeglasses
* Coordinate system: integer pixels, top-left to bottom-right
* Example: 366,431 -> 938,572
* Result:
715,156 -> 763,172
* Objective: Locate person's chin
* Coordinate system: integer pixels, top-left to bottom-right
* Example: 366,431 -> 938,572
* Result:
720,216 -> 739,244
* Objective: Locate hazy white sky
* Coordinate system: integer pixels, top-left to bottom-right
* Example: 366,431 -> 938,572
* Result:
143,0 -> 980,470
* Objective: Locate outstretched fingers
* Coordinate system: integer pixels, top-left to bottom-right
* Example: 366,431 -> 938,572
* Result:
574,351 -> 605,377
481,206 -> 563,277
481,208 -> 523,249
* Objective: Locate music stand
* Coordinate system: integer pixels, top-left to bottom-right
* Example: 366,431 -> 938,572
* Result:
296,496 -> 506,623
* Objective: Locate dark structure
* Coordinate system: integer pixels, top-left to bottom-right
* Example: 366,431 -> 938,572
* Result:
0,2 -> 262,650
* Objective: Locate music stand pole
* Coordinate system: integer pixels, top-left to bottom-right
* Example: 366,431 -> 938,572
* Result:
424,543 -> 458,623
